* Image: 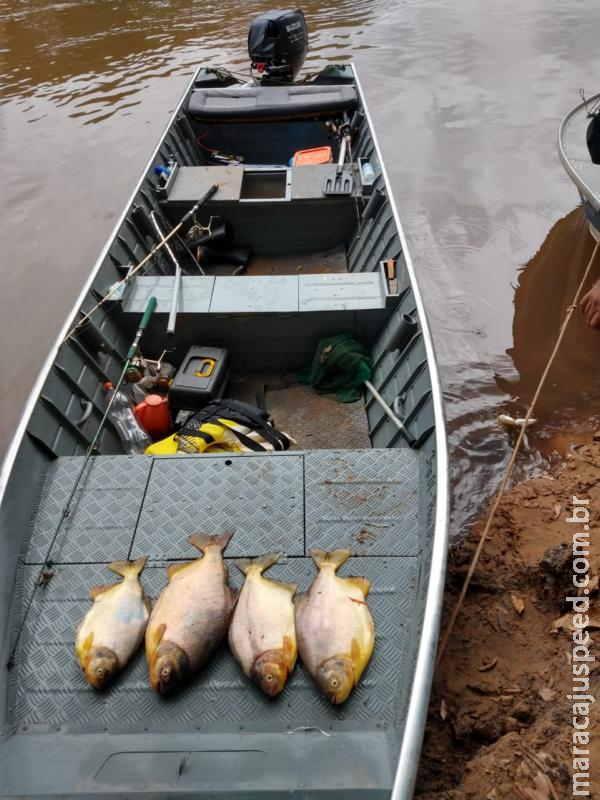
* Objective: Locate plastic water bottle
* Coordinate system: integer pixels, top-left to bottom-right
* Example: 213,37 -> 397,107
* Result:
361,161 -> 376,184
103,381 -> 150,454
154,165 -> 171,181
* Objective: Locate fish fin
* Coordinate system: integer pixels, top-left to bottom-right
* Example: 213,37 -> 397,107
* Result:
90,583 -> 116,600
166,561 -> 191,580
350,635 -> 374,683
351,637 -> 361,666
147,622 -> 166,660
188,530 -> 234,553
233,551 -> 280,575
342,576 -> 371,597
144,596 -> 153,614
282,635 -> 297,670
309,548 -> 351,571
108,557 -> 147,578
80,631 -> 94,660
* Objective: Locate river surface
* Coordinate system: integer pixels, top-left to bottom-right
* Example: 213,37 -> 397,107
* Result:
2,0 -> 600,535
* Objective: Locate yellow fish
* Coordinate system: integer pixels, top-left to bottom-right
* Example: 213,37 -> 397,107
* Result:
228,552 -> 297,697
295,548 -> 374,704
75,557 -> 150,690
146,530 -> 236,695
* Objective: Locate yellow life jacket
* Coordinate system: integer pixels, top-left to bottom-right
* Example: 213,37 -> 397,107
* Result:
145,400 -> 295,456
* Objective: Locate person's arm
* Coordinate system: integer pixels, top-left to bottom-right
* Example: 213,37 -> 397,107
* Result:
580,279 -> 600,328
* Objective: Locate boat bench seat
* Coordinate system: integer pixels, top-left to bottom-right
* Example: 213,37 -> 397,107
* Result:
118,273 -> 394,370
187,84 -> 357,122
122,273 -> 391,315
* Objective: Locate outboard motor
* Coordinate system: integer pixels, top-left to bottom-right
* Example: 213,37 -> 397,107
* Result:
248,9 -> 308,83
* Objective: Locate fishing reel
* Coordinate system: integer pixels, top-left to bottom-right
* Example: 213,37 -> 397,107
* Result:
186,216 -> 233,248
185,215 -> 249,275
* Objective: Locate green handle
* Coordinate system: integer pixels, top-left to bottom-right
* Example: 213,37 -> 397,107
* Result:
126,296 -> 157,360
140,296 -> 157,330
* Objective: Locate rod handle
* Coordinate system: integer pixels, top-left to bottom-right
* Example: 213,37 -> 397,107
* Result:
140,296 -> 157,331
126,296 -> 157,359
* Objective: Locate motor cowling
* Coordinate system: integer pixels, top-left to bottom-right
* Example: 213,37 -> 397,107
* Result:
248,9 -> 308,83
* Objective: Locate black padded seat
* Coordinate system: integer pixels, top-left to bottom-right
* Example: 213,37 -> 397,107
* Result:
188,84 -> 357,122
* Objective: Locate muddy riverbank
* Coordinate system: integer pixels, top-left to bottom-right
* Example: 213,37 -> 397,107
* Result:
416,437 -> 600,798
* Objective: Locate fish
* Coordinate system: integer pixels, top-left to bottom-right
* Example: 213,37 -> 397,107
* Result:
228,552 -> 298,697
146,530 -> 236,695
295,548 -> 374,704
75,557 -> 150,690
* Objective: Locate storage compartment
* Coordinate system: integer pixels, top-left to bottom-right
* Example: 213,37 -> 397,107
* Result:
168,346 -> 230,410
240,168 -> 290,200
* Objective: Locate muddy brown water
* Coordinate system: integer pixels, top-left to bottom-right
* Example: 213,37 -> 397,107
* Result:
2,0 -> 600,536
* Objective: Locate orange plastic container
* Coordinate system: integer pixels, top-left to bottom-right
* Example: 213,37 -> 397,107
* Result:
134,394 -> 170,439
292,146 -> 333,166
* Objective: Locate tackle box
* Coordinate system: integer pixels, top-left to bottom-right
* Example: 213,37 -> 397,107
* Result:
168,346 -> 229,410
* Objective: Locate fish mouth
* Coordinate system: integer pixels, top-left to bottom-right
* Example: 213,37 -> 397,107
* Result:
328,686 -> 352,705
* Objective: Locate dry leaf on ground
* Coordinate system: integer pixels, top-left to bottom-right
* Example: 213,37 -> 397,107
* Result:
511,594 -> 525,615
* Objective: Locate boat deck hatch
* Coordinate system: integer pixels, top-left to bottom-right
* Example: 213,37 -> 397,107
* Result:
240,168 -> 291,201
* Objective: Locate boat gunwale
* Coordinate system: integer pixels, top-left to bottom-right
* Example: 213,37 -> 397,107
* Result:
0,69 -> 203,498
351,66 -> 450,799
558,91 -> 600,212
0,62 -> 450,800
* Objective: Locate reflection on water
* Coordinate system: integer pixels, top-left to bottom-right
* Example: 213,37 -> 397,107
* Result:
450,208 -> 600,533
2,0 -> 600,540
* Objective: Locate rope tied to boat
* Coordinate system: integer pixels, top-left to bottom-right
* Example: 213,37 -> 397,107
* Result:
436,235 -> 600,666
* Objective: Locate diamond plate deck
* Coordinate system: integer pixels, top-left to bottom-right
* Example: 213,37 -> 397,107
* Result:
131,454 -> 305,560
12,556 -> 417,733
229,372 -> 371,450
14,450 -> 421,741
305,450 -> 420,556
25,456 -> 152,564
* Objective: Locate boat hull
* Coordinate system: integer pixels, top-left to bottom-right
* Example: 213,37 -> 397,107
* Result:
559,92 -> 600,239
0,63 -> 448,799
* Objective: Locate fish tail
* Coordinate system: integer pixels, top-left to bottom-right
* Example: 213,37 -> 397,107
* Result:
309,548 -> 351,571
108,556 -> 147,578
233,551 -> 280,575
188,530 -> 234,554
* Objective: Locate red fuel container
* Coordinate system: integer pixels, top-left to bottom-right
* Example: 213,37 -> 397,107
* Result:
134,394 -> 170,439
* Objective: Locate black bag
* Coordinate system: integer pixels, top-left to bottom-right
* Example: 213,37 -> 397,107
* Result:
178,399 -> 293,453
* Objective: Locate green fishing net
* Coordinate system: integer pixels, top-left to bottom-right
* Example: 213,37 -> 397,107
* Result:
298,335 -> 372,403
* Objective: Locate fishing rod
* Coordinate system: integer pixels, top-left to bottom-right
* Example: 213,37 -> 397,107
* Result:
7,296 -> 158,669
63,184 -> 219,345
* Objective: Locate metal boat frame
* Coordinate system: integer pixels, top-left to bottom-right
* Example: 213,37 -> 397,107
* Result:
0,63 -> 449,799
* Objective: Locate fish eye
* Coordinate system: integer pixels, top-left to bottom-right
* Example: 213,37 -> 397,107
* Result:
161,666 -> 171,678
265,674 -> 273,682
96,667 -> 104,677
331,678 -> 339,688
